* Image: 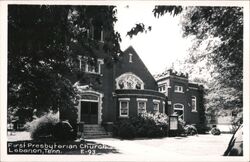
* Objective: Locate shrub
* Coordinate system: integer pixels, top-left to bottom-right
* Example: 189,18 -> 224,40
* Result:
176,117 -> 186,135
184,124 -> 198,135
53,120 -> 75,141
113,112 -> 169,139
25,112 -> 59,140
113,119 -> 136,139
211,127 -> 221,135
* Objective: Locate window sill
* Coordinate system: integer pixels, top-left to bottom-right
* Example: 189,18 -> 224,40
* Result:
119,116 -> 129,118
174,91 -> 184,93
84,71 -> 103,76
192,110 -> 198,113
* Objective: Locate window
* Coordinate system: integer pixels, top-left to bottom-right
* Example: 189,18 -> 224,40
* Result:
129,53 -> 133,63
93,27 -> 104,42
79,58 -> 86,71
119,98 -> 130,117
116,72 -> 144,90
162,101 -> 165,114
191,96 -> 197,112
79,57 -> 103,74
90,24 -> 104,42
153,99 -> 160,113
174,85 -> 184,93
87,63 -> 98,73
173,103 -> 184,120
137,98 -> 147,115
158,85 -> 166,92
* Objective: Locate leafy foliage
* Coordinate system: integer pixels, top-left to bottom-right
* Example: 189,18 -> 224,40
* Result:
180,7 -> 243,92
126,6 -> 181,38
127,23 -> 152,38
180,7 -> 243,115
113,112 -> 169,139
184,124 -> 198,135
25,112 -> 59,140
154,6 -> 243,126
8,5 -> 121,122
53,120 -> 75,141
153,6 -> 183,18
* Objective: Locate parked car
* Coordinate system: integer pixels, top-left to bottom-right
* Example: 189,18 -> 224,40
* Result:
223,124 -> 243,156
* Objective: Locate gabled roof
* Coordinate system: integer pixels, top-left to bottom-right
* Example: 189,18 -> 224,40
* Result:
123,46 -> 154,78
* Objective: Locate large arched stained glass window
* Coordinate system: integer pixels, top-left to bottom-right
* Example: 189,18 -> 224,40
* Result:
115,72 -> 144,90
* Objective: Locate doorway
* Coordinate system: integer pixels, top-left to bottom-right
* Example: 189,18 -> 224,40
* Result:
80,101 -> 98,124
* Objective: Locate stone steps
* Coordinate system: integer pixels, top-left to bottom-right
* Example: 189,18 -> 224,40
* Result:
83,124 -> 112,139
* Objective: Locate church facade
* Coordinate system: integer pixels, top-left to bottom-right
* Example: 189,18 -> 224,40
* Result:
155,69 -> 205,125
72,46 -> 205,133
73,46 -> 165,128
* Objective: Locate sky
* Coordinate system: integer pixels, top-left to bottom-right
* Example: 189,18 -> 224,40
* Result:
114,5 -> 192,75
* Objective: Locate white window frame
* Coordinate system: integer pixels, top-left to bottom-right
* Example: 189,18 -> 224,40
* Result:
153,99 -> 160,113
100,30 -> 104,43
79,57 -> 103,74
162,101 -> 165,114
129,53 -> 133,63
173,103 -> 184,120
174,85 -> 184,93
97,59 -> 104,74
191,96 -> 197,112
119,98 -> 130,117
137,98 -> 147,115
91,26 -> 104,42
158,84 -> 166,93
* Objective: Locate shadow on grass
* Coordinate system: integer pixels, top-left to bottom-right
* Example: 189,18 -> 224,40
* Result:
7,139 -> 120,155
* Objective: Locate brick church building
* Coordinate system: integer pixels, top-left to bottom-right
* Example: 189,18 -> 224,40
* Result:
72,45 -> 205,137
154,69 -> 204,125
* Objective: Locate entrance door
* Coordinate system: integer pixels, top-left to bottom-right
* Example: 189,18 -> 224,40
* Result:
80,101 -> 98,124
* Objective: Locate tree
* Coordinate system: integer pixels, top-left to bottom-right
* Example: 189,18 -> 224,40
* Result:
180,6 -> 243,90
8,5 -> 121,125
179,6 -> 243,125
128,6 -> 243,125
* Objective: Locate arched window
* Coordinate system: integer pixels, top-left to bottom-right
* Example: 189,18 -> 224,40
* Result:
115,72 -> 144,90
173,103 -> 184,120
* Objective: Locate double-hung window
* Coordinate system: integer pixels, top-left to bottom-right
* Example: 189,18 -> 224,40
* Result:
191,96 -> 197,112
119,98 -> 130,117
153,99 -> 160,113
137,98 -> 147,115
162,101 -> 165,114
79,57 -> 103,74
174,85 -> 184,93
